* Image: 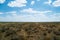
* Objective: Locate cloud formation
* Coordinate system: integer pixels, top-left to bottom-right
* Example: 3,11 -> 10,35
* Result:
0,0 -> 5,4
0,10 -> 60,22
21,8 -> 52,14
52,0 -> 60,7
8,0 -> 27,7
31,1 -> 35,5
44,0 -> 52,5
44,0 -> 60,7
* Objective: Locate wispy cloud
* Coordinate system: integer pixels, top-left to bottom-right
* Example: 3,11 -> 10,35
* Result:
0,12 -> 3,14
6,11 -> 17,16
20,8 -> 52,14
20,8 -> 52,18
44,0 -> 52,5
8,0 -> 27,7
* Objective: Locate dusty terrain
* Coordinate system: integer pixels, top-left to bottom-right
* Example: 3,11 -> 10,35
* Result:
0,22 -> 60,40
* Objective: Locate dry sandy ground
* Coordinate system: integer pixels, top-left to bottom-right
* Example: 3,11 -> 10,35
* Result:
0,22 -> 60,40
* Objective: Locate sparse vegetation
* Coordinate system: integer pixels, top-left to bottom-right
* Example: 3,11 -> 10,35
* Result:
0,22 -> 60,40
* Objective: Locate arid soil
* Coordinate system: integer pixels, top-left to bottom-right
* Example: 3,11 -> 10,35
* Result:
0,22 -> 60,40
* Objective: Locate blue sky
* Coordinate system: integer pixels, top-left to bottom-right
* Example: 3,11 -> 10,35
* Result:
0,0 -> 60,22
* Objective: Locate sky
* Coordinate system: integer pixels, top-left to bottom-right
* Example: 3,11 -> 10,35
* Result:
0,0 -> 60,22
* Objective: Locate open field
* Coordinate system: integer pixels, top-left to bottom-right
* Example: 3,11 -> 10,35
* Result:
0,22 -> 60,40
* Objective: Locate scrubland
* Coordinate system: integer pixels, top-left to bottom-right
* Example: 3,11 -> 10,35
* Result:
0,22 -> 60,40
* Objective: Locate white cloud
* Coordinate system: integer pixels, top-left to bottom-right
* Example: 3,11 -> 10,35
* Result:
0,13 -> 60,22
21,8 -> 52,14
21,8 -> 38,13
0,11 -> 17,16
31,1 -> 35,5
0,9 -> 60,22
6,11 -> 17,16
8,0 -> 27,7
44,0 -> 52,5
52,0 -> 60,7
0,13 -> 49,22
0,0 -> 5,4
44,0 -> 60,7
0,12 -> 3,14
